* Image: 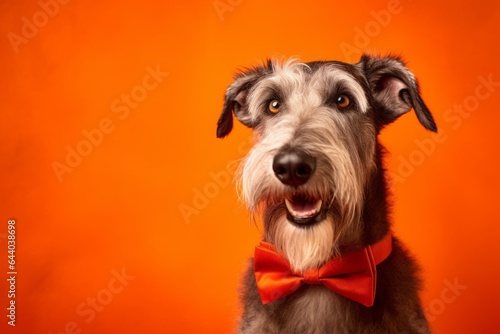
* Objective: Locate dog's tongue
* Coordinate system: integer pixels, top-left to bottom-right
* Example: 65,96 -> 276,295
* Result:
285,196 -> 322,219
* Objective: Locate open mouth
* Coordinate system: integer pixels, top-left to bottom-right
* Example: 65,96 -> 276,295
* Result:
284,194 -> 324,226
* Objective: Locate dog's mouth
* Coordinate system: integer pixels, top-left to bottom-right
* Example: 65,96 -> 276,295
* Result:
284,193 -> 325,226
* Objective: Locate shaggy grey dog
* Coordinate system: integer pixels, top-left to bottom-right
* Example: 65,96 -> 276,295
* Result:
217,54 -> 436,334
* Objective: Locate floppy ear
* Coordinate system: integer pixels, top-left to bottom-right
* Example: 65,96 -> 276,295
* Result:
216,64 -> 270,138
359,54 -> 437,132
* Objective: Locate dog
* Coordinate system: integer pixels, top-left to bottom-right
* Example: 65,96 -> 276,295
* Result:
216,54 -> 436,334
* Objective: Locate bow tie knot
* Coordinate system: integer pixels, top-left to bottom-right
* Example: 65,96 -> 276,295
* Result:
253,233 -> 392,307
303,269 -> 321,285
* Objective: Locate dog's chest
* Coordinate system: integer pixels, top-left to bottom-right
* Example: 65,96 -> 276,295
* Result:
280,286 -> 349,334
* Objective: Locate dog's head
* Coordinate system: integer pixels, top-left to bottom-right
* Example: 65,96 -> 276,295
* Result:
217,55 -> 436,271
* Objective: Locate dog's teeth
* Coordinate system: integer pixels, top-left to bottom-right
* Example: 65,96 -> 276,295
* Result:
285,198 -> 322,219
314,199 -> 322,212
285,198 -> 294,214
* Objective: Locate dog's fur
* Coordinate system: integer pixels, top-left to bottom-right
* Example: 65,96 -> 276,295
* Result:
217,54 -> 436,334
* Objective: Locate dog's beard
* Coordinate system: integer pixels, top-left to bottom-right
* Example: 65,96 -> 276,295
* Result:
265,205 -> 335,273
259,193 -> 366,273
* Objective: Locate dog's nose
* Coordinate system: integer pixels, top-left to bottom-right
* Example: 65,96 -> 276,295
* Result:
272,149 -> 316,186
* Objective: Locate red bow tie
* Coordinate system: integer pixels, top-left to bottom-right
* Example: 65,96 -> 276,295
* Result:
254,233 -> 392,307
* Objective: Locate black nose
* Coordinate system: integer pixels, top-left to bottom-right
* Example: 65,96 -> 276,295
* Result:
272,148 -> 316,186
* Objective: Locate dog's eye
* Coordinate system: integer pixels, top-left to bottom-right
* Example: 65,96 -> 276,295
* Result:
336,95 -> 351,108
268,100 -> 281,114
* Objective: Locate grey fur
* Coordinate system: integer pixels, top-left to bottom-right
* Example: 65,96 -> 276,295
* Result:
217,54 -> 436,334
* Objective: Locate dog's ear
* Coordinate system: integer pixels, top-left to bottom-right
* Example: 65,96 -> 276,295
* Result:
217,63 -> 270,138
359,54 -> 437,132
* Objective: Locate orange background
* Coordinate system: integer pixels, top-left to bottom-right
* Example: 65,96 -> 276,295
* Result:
0,0 -> 499,333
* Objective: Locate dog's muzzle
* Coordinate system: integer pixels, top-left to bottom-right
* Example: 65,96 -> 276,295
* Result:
273,149 -> 325,226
